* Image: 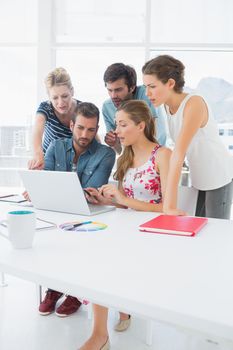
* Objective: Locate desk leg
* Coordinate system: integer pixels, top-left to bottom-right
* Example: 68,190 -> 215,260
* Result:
0,272 -> 8,287
36,284 -> 42,304
146,320 -> 153,346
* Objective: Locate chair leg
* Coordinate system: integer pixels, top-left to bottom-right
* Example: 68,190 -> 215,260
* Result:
0,272 -> 8,287
146,320 -> 153,346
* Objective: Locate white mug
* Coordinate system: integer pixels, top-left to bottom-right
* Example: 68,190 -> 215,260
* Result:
0,210 -> 36,249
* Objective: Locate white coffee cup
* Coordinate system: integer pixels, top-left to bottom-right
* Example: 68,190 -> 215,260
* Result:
0,210 -> 36,249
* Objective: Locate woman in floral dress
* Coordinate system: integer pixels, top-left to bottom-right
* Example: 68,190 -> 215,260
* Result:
79,99 -> 171,350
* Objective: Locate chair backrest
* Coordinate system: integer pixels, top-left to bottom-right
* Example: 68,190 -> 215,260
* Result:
177,186 -> 198,216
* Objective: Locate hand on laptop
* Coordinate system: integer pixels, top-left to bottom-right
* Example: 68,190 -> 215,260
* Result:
84,188 -> 111,205
98,184 -> 125,206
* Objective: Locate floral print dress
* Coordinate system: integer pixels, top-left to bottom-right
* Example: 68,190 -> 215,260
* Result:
123,145 -> 162,204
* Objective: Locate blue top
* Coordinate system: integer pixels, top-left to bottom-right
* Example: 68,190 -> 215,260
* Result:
37,100 -> 81,153
102,85 -> 167,145
44,137 -> 116,188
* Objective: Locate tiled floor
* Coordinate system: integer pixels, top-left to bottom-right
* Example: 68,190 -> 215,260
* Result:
1,275 -> 233,350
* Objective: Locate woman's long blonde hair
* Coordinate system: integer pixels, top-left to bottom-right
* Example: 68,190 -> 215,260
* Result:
114,100 -> 157,182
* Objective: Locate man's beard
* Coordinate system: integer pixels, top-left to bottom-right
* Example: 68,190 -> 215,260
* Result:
112,92 -> 133,107
73,136 -> 91,150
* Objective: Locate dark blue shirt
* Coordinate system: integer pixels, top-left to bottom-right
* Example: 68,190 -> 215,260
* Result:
44,137 -> 116,188
37,100 -> 81,153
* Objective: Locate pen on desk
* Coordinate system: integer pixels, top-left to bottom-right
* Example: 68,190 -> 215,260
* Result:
74,221 -> 92,227
66,221 -> 92,230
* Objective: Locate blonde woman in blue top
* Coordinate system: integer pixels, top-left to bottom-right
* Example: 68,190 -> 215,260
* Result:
28,67 -> 80,170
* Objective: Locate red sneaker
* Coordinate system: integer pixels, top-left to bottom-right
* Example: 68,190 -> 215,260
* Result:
55,296 -> 82,317
39,290 -> 63,315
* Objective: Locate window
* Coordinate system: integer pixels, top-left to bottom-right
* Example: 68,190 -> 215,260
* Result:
219,129 -> 224,136
0,48 -> 37,126
149,0 -> 233,154
151,0 -> 233,44
55,0 -> 146,43
56,47 -> 145,134
1,0 -> 233,187
0,0 -> 37,187
0,0 -> 37,43
149,50 -> 233,88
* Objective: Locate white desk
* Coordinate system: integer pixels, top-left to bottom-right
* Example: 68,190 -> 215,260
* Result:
1,202 -> 233,343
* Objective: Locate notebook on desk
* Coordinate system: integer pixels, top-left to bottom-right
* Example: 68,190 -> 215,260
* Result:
0,194 -> 27,203
19,170 -> 115,216
139,215 -> 208,237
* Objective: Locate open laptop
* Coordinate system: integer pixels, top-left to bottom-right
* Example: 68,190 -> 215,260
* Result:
19,170 -> 115,216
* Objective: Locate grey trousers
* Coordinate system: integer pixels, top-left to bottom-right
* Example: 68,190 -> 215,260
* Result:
195,179 -> 233,219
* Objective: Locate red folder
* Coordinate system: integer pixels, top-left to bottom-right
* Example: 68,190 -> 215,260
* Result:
139,215 -> 208,237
